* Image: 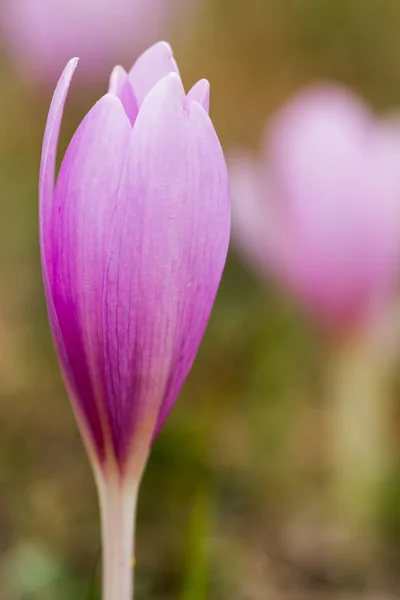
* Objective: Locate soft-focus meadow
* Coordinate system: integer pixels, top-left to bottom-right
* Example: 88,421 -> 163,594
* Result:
2,1 -> 400,599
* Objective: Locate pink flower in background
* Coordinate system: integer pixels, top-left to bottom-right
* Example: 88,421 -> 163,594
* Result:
230,86 -> 400,331
40,42 -> 230,599
0,0 -> 193,86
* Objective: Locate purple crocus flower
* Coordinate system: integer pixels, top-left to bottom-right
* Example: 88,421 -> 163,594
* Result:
1,0 -> 194,87
39,42 -> 230,600
230,85 -> 400,333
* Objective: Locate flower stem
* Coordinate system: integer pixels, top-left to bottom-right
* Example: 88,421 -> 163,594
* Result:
328,331 -> 392,567
97,472 -> 139,600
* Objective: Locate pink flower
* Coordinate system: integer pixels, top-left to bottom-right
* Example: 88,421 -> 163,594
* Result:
230,86 -> 400,331
39,42 -> 229,599
1,0 -> 193,86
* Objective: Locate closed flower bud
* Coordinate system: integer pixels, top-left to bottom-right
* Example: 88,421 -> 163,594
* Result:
39,42 -> 230,600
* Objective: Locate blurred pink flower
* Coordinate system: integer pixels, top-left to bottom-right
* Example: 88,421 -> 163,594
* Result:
230,86 -> 400,331
0,0 -> 192,86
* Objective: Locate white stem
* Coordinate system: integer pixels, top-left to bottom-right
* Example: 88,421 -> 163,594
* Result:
97,472 -> 139,600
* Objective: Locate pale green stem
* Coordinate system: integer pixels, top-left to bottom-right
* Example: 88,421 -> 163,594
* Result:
328,331 -> 392,562
97,473 -> 139,600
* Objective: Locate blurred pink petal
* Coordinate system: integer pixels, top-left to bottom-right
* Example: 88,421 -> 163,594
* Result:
1,0 -> 194,87
229,152 -> 279,272
230,85 -> 400,331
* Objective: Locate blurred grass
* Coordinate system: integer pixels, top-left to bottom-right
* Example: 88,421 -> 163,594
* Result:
1,0 -> 400,598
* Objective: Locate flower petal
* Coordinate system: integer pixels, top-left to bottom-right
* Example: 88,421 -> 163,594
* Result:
128,41 -> 179,106
229,151 -> 279,271
39,59 -> 93,451
103,73 -> 230,464
51,94 -> 131,460
108,65 -> 138,126
40,57 -> 78,273
187,79 -> 210,114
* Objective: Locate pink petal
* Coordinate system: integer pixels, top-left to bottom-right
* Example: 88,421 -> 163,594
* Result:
187,79 -> 210,114
39,57 -> 78,270
102,73 -> 230,461
229,151 -> 280,272
108,65 -> 138,126
38,59 -> 94,445
128,41 -> 179,106
50,94 -> 131,460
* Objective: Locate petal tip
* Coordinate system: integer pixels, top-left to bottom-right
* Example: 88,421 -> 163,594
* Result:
128,40 -> 180,106
155,40 -> 173,55
57,57 -> 79,85
155,71 -> 184,96
163,72 -> 185,99
108,65 -> 128,95
68,56 -> 79,70
187,78 -> 210,113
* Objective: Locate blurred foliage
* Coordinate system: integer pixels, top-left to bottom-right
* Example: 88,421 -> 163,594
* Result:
1,1 -> 400,598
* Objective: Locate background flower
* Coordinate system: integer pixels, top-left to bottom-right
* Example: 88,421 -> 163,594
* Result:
0,0 -> 195,87
231,86 -> 400,332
